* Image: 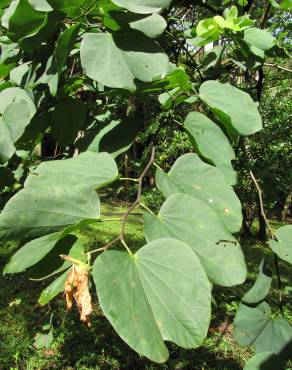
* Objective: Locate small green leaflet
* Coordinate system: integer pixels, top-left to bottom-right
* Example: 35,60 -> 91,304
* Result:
93,238 -> 211,363
234,302 -> 292,354
144,193 -> 246,286
110,0 -> 171,14
199,81 -> 262,136
155,153 -> 242,233
80,30 -> 169,91
269,225 -> 292,264
25,151 -> 118,188
38,270 -> 68,306
184,112 -> 236,185
242,259 -> 272,304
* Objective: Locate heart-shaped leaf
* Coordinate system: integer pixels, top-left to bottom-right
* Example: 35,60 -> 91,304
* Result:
269,225 -> 292,265
93,238 -> 211,363
144,193 -> 246,286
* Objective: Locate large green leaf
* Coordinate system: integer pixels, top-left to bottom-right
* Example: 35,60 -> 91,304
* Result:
199,81 -> 262,136
242,259 -> 272,304
111,0 -> 171,14
234,302 -> 292,354
80,30 -> 168,91
244,28 -> 275,51
93,238 -> 211,362
51,97 -> 87,147
156,153 -> 242,233
25,151 -> 118,188
28,0 -> 53,11
0,184 -> 100,240
0,87 -> 36,162
269,225 -> 292,264
144,193 -> 246,286
184,112 -> 236,185
48,0 -> 85,17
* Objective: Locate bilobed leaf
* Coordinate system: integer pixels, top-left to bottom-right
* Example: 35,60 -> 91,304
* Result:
0,184 -> 100,240
234,302 -> 292,354
93,238 -> 211,362
38,270 -> 68,306
184,112 -> 236,185
156,153 -> 242,233
80,30 -> 168,91
144,193 -> 246,286
25,151 -> 118,188
243,352 -> 279,370
51,97 -> 87,147
242,259 -> 272,304
199,81 -> 262,136
269,225 -> 292,264
244,28 -> 275,51
55,23 -> 81,74
111,0 -> 171,14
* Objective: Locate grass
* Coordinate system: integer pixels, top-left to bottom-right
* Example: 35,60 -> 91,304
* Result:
0,202 -> 291,370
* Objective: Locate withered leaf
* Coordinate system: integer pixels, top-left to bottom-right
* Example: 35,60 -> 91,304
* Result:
64,263 -> 92,326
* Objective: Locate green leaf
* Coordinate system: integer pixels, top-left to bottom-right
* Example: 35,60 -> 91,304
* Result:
199,81 -> 262,136
51,97 -> 87,147
36,55 -> 58,95
243,352 -> 279,370
269,225 -> 292,264
4,231 -> 62,273
93,238 -> 211,362
25,151 -> 118,188
28,237 -> 85,280
184,112 -> 236,185
155,153 -> 242,233
80,30 -> 168,91
110,12 -> 167,38
55,23 -> 81,74
0,184 -> 100,240
200,46 -> 223,71
82,117 -> 141,158
48,0 -> 85,17
0,87 -> 36,162
28,0 -> 53,11
33,330 -> 53,349
242,259 -> 272,304
270,0 -> 292,9
144,193 -> 246,286
244,28 -> 275,51
38,270 -> 68,306
110,0 -> 171,14
6,0 -> 46,40
234,302 -> 292,354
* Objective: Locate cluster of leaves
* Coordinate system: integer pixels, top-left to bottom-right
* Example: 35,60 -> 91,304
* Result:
0,0 -> 291,367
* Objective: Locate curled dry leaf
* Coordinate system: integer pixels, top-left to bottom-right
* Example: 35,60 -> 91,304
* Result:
65,263 -> 92,326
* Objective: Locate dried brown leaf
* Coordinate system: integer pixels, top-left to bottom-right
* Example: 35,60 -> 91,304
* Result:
64,264 -> 92,326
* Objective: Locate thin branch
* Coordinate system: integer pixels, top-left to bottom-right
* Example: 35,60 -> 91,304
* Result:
249,170 -> 284,315
87,147 -> 155,256
264,63 -> 292,73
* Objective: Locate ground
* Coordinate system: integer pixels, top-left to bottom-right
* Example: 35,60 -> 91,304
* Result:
0,202 -> 291,370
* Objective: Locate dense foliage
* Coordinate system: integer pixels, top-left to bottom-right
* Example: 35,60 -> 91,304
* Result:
0,0 -> 291,368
